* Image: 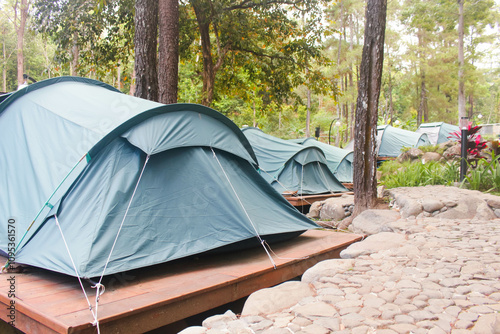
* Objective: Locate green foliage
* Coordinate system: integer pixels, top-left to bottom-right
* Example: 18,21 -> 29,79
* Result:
0,0 -> 496,139
464,152 -> 500,192
418,144 -> 446,155
379,149 -> 500,194
379,160 -> 460,188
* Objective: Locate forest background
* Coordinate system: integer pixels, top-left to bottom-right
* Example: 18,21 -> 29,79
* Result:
1,0 -> 499,146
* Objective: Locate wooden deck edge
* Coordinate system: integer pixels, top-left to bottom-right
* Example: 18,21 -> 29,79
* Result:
71,233 -> 362,334
1,231 -> 363,334
286,192 -> 354,207
0,291 -> 69,334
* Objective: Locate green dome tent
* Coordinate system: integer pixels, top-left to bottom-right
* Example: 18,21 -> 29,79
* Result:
377,125 -> 431,157
290,138 -> 353,183
416,122 -> 459,145
241,127 -> 347,195
0,77 -> 318,279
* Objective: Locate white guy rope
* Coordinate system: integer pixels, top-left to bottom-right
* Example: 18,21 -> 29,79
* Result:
98,154 -> 150,282
300,164 -> 305,211
257,162 -> 314,207
54,215 -> 99,332
258,166 -> 294,194
316,161 -> 336,194
211,148 -> 277,269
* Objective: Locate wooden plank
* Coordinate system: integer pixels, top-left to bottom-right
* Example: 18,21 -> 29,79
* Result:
377,156 -> 397,162
285,192 -> 354,207
0,230 -> 362,334
342,183 -> 354,190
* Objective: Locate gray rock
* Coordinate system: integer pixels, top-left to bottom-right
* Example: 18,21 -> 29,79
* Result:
485,196 -> 500,209
475,202 -> 497,220
178,327 -> 207,334
340,313 -> 366,328
443,144 -> 461,160
241,281 -> 314,316
337,216 -> 353,230
394,194 -> 423,218
260,328 -> 290,334
340,232 -> 406,259
350,209 -> 401,235
300,324 -> 331,334
319,196 -> 354,221
302,259 -> 355,284
248,319 -> 273,332
293,301 -> 337,318
313,318 -> 341,331
436,197 -> 487,219
422,152 -> 442,163
307,201 -> 323,219
398,148 -> 424,162
319,203 -> 346,221
421,199 -> 445,213
202,310 -> 237,329
472,313 -> 500,334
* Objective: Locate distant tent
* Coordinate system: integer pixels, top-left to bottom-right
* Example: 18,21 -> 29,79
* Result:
241,127 -> 347,195
290,138 -> 353,183
0,77 -> 319,279
416,122 -> 459,145
377,125 -> 431,157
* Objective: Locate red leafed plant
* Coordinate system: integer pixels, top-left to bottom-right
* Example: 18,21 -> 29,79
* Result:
449,122 -> 487,158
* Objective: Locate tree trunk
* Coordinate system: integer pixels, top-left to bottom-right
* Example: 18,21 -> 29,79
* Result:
458,0 -> 466,124
418,71 -> 428,125
306,83 -> 311,137
348,14 -> 355,141
416,28 -> 428,126
192,0 -> 216,106
2,36 -> 6,92
158,0 -> 179,104
117,64 -> 122,90
130,66 -> 136,96
15,0 -> 29,87
134,0 -> 159,101
253,99 -> 257,127
387,61 -> 394,125
70,31 -> 79,76
468,94 -> 474,119
353,0 -> 387,217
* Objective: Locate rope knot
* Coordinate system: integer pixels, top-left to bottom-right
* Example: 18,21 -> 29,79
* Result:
92,283 -> 106,300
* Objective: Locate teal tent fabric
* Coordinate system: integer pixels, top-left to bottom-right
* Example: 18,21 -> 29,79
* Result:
416,122 -> 459,145
290,138 -> 353,183
377,125 -> 431,157
0,77 -> 318,278
0,92 -> 11,103
241,127 -> 347,195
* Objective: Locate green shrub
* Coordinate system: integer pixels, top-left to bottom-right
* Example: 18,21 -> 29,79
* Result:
378,145 -> 500,193
463,152 -> 500,193
379,160 -> 460,189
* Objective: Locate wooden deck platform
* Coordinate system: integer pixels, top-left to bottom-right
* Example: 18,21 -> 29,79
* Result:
0,229 -> 362,334
285,192 -> 354,207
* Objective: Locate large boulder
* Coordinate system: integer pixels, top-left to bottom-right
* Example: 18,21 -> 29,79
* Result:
392,193 -> 423,218
398,148 -> 424,162
350,209 -> 401,235
388,185 -> 500,220
306,201 -> 323,219
442,144 -> 461,160
241,281 -> 315,316
421,152 -> 442,163
302,259 -> 355,284
340,232 -> 406,259
307,195 -> 355,221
